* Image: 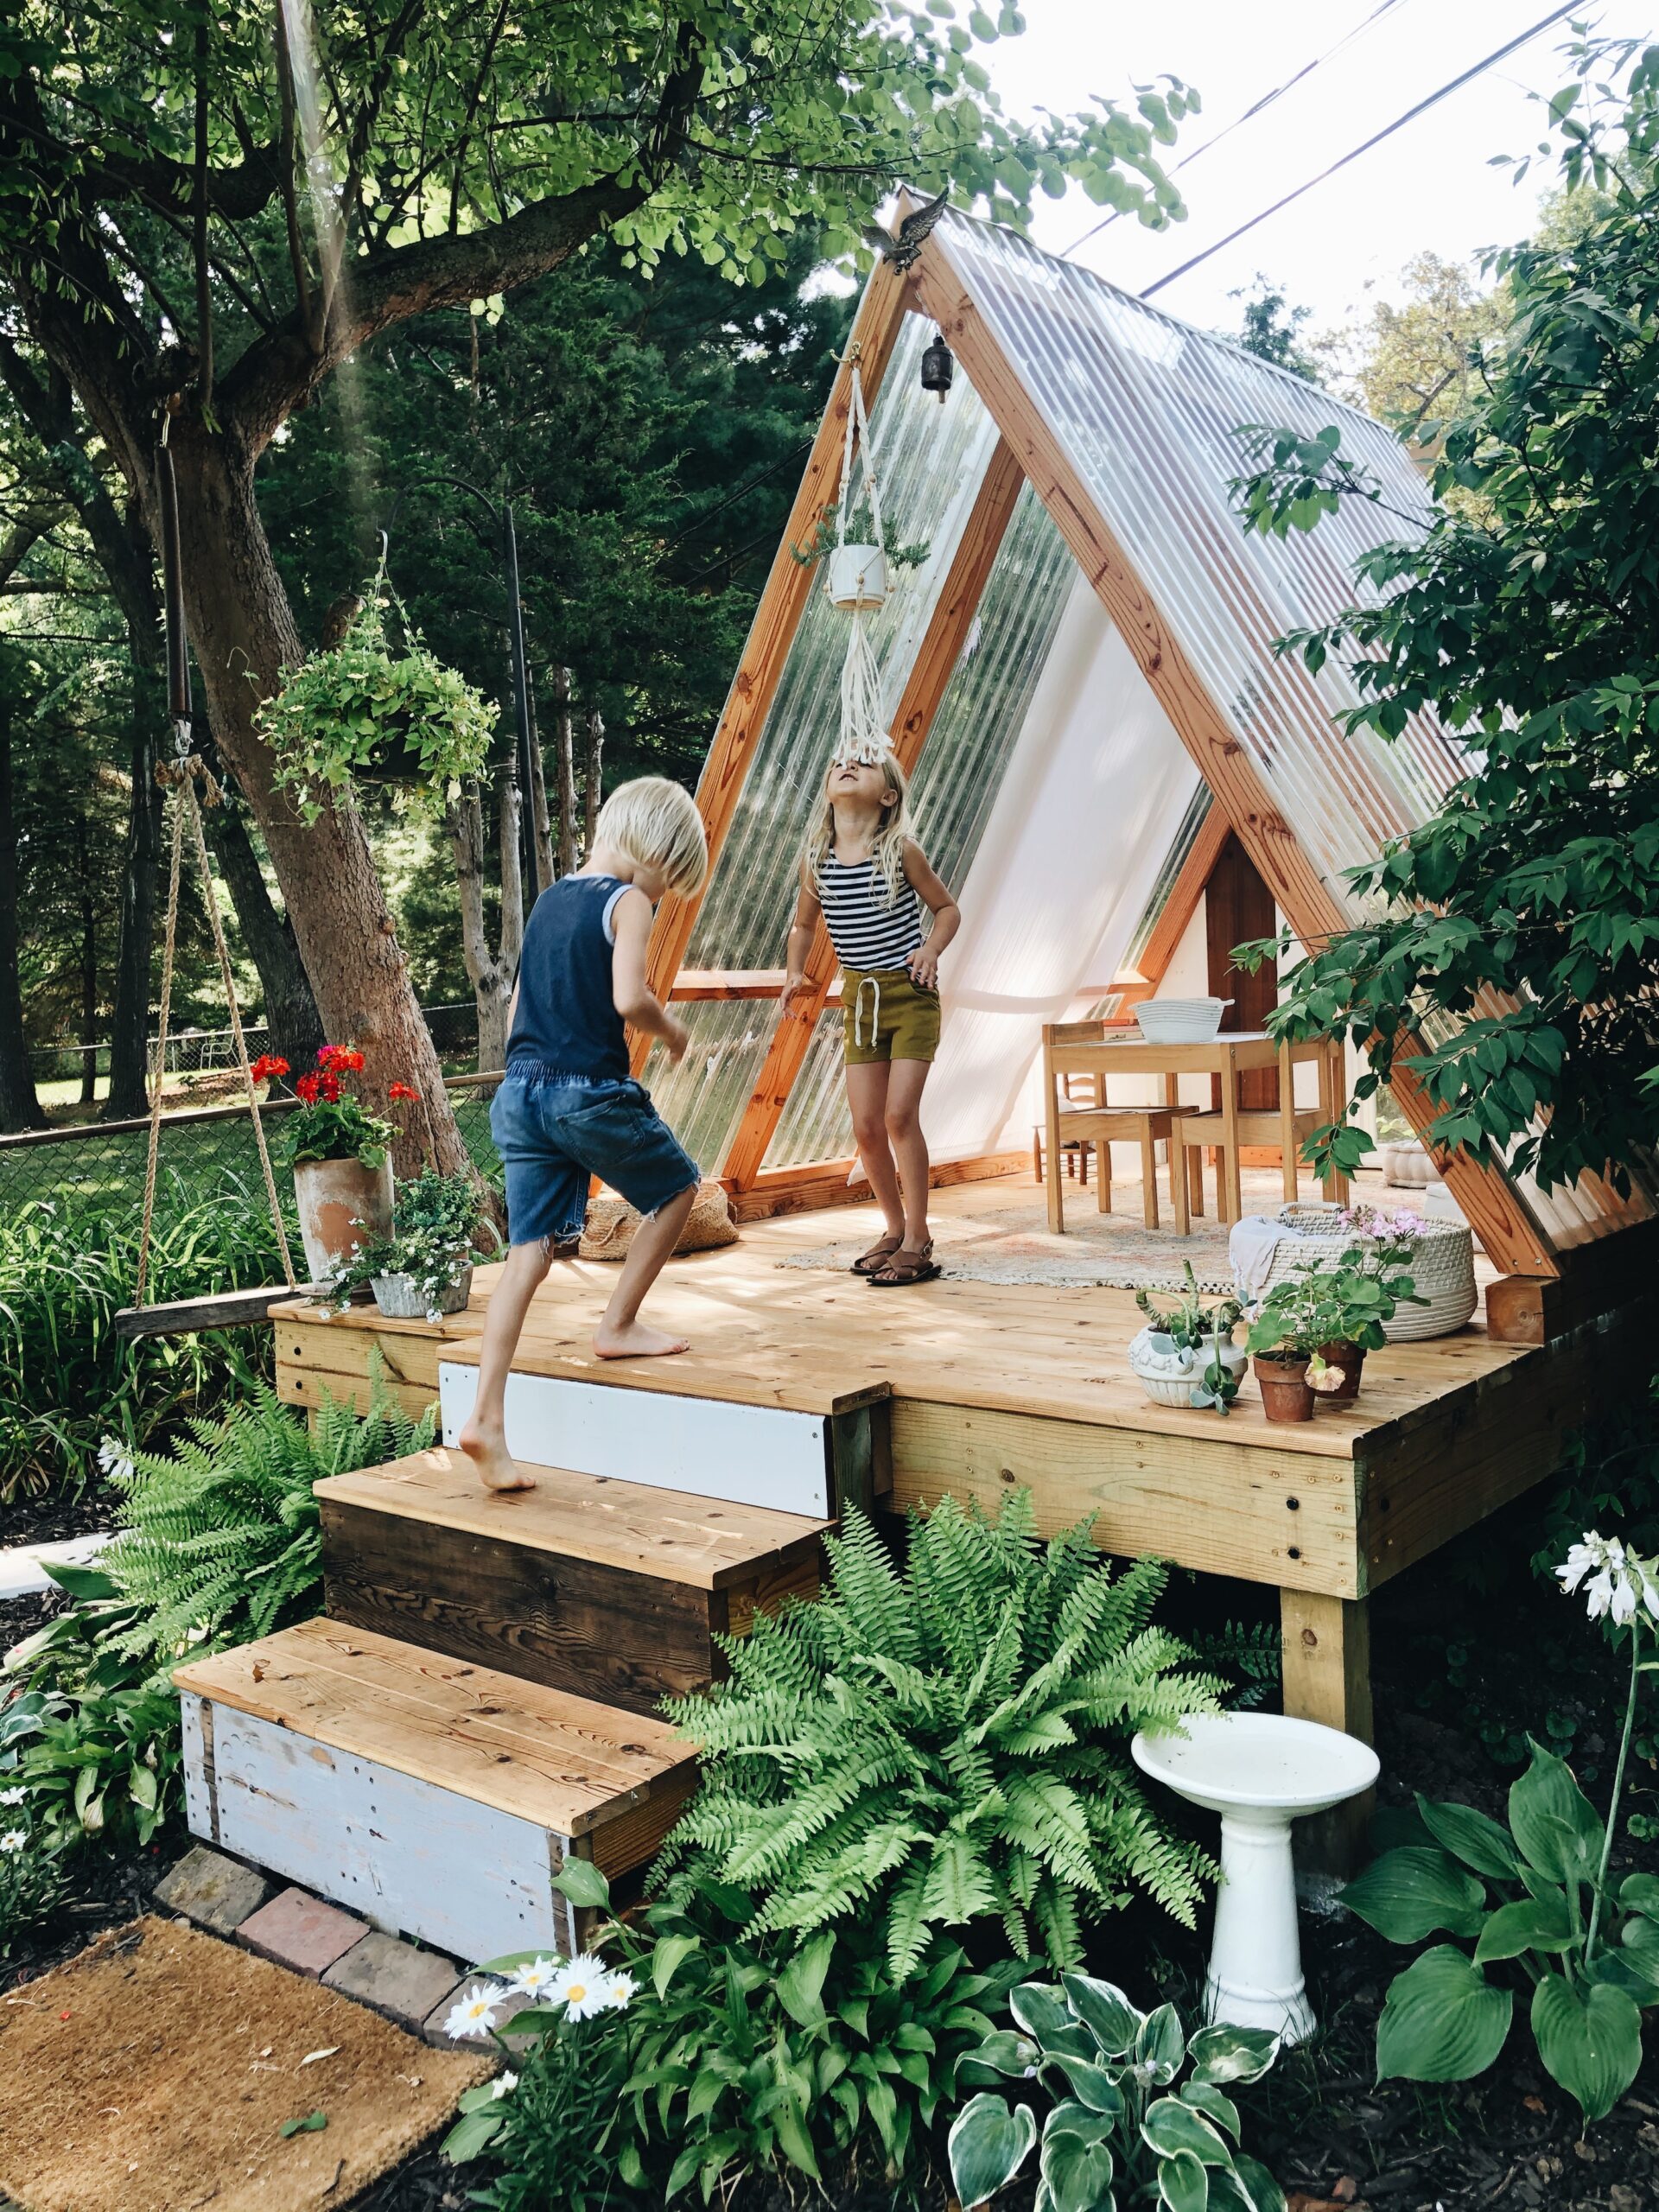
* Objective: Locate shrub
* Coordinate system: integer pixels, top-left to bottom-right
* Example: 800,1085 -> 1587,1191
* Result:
658,1493 -> 1221,1976
0,1791 -> 67,1955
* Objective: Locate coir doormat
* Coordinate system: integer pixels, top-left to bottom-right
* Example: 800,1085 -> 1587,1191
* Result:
0,1916 -> 490,2212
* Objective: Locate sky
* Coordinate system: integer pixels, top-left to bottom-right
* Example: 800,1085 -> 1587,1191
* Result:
978,1 -> 1656,340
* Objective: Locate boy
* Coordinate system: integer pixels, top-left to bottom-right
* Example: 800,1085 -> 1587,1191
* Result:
458,777 -> 709,1494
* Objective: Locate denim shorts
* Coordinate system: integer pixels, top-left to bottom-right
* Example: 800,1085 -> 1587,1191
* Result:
490,1066 -> 699,1249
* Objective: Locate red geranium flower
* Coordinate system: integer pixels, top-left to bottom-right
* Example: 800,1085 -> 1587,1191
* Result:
250,1053 -> 289,1083
317,1044 -> 365,1075
318,1071 -> 341,1103
388,1082 -> 419,1102
295,1072 -> 321,1104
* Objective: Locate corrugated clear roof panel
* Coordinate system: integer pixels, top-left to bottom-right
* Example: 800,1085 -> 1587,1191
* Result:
766,480 -> 1077,1169
641,315 -> 1001,1166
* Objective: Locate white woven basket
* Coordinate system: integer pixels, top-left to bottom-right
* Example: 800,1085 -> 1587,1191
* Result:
1255,1203 -> 1477,1340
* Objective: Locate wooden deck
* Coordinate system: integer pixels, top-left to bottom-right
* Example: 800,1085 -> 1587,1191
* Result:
274,1173 -> 1656,1766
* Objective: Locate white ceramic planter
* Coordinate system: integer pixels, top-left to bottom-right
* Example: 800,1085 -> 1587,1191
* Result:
1132,1713 -> 1380,2044
1128,1326 -> 1248,1409
293,1155 -> 392,1282
371,1265 -> 473,1320
825,543 -> 887,609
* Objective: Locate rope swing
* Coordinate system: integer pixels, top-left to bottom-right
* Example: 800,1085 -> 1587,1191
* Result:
829,345 -> 895,770
118,422 -> 304,1338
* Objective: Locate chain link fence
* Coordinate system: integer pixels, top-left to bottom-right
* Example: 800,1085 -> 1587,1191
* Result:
28,1002 -> 480,1087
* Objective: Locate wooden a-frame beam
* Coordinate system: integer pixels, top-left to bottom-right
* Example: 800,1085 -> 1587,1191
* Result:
721,432 -> 1029,1187
633,257 -> 912,1076
1116,791 -> 1233,1006
908,243 -> 1555,1277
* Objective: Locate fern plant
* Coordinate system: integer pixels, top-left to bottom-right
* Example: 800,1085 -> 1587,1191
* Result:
102,1355 -> 435,1664
658,1494 -> 1222,1978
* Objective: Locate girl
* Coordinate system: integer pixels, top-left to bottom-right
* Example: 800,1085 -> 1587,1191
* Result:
783,747 -> 960,1287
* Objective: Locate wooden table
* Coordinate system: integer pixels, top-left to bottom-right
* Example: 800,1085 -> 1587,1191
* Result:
1046,1029 -> 1348,1230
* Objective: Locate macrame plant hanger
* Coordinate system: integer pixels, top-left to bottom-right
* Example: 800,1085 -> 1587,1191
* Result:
116,412 -> 307,1338
831,342 -> 893,767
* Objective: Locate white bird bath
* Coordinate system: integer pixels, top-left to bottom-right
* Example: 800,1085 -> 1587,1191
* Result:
1132,1713 -> 1380,2044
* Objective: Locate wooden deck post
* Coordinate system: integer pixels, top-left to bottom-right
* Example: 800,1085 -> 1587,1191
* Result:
721,434 -> 1027,1185
634,257 -> 913,1071
1279,1588 -> 1374,1876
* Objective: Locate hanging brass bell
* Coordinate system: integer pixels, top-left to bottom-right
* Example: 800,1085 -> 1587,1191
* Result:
920,331 -> 954,402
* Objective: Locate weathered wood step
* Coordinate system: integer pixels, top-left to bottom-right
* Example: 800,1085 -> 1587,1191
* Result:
175,1618 -> 696,1964
316,1447 -> 829,1713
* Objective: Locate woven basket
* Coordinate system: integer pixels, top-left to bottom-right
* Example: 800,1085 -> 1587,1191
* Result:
1256,1202 -> 1477,1340
579,1179 -> 738,1263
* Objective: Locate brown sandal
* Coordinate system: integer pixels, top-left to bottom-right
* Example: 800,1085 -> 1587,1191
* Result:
850,1232 -> 905,1278
868,1240 -> 941,1288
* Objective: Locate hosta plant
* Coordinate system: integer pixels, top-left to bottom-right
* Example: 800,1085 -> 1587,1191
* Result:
1343,1530 -> 1659,2122
948,1973 -> 1285,2212
658,1493 -> 1221,1975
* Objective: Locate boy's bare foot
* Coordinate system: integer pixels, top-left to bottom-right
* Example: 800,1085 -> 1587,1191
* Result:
593,1319 -> 691,1360
457,1423 -> 537,1493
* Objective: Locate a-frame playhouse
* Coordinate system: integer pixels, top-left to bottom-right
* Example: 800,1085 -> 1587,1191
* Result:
188,213 -> 1659,1959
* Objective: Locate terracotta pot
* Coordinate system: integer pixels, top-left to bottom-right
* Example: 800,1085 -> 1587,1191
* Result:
1310,1339 -> 1366,1403
1252,1353 -> 1315,1424
293,1155 -> 393,1281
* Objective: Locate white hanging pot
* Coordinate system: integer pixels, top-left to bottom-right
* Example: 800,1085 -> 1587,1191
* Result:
826,543 -> 887,611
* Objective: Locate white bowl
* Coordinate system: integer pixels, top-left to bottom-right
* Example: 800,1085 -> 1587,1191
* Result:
1135,996 -> 1230,1044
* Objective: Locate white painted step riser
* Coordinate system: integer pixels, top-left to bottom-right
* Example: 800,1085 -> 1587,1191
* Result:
438,1363 -> 831,1518
181,1694 -> 582,1965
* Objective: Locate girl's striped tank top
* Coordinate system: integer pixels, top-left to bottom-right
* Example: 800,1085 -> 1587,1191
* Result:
815,852 -> 925,972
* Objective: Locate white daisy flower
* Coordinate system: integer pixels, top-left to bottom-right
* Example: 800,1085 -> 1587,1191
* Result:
0,1829 -> 27,1853
0,1787 -> 26,1807
489,2071 -> 519,2100
506,1956 -> 562,2000
550,1954 -> 613,2020
443,1982 -> 506,2039
602,1971 -> 637,2012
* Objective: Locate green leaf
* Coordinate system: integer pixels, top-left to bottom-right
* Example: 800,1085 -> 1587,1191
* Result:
1142,2099 -> 1230,2165
1618,1872 -> 1659,1920
1185,2024 -> 1281,2086
1159,2147 -> 1209,2212
772,2096 -> 821,2178
1376,1945 -> 1512,2082
551,1857 -> 611,1910
1012,1982 -> 1078,2050
962,2029 -> 1041,2078
1041,2120 -> 1116,2212
949,2094 -> 1039,2209
41,1561 -> 119,1600
1046,2051 -> 1127,2115
1179,2082 -> 1241,2139
1137,2003 -> 1186,2084
1341,1847 -> 1486,1942
1473,1892 -> 1573,1964
777,1931 -> 835,2028
1531,1973 -> 1643,2123
439,2105 -> 502,2164
651,1933 -> 700,1999
1509,1742 -> 1602,1883
1230,2152 -> 1289,2212
1416,1795 -> 1522,1880
1061,1971 -> 1141,2056
278,2110 -> 327,2139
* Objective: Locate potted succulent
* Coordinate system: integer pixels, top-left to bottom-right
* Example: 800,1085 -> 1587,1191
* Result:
267,1045 -> 402,1281
1131,1265 -> 1246,1414
320,1165 -> 493,1321
791,505 -> 931,609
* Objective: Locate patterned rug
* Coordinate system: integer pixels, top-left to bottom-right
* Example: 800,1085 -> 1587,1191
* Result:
777,1196 -> 1239,1294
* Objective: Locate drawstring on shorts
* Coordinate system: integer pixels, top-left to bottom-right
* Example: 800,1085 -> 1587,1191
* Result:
853,974 -> 881,1050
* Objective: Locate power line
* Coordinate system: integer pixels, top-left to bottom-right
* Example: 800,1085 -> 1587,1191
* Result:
1140,1 -> 1580,299
1063,0 -> 1414,261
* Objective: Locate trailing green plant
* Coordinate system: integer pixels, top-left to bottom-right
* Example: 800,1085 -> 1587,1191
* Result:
1244,1240 -> 1422,1365
319,1166 -> 493,1317
442,1858 -> 1021,2206
791,503 -> 931,571
1342,1530 -> 1659,2123
948,1972 -> 1286,2212
657,1493 -> 1221,1976
257,590 -> 497,821
0,1174 -> 283,1497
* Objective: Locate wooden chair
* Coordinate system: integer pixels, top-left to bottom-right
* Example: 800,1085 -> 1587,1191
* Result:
1041,1021 -> 1192,1235
1175,1038 -> 1350,1225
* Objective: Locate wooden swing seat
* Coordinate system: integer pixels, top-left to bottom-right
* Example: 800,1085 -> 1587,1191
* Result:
115,1283 -> 327,1339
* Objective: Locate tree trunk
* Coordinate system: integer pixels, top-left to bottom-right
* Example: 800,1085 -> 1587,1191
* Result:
448,764 -> 524,1073
525,706 -> 554,896
197,751 -> 325,1075
74,809 -> 97,1104
0,697 -> 45,1130
102,658 -> 164,1119
552,664 -> 577,878
582,706 -> 604,858
156,423 -> 465,1179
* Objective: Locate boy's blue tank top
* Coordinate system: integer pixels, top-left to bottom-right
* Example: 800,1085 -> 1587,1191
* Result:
506,874 -> 631,1080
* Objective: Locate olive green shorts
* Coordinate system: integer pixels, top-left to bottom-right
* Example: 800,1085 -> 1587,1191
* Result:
842,969 -> 941,1065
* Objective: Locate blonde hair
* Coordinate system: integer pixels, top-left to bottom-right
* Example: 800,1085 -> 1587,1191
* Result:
805,747 -> 910,906
592,777 -> 708,896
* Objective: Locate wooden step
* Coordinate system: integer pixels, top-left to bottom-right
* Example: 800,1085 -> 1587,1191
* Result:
437,1357 -> 888,1520
315,1448 -> 830,1714
175,1618 -> 696,1964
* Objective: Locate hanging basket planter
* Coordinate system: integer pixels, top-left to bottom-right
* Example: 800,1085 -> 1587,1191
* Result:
825,542 -> 889,611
